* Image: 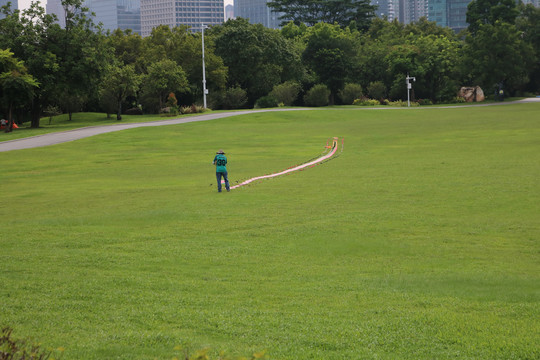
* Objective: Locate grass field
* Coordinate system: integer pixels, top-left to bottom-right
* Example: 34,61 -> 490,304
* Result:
1,103 -> 539,359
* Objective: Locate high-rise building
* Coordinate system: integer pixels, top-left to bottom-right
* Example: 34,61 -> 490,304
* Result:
372,0 -> 400,21
428,0 -> 472,32
46,0 -> 65,28
402,0 -> 429,24
85,0 -> 141,34
141,0 -> 224,36
225,3 -> 233,21
233,0 -> 282,29
0,0 -> 18,20
46,0 -> 141,34
428,0 -> 447,26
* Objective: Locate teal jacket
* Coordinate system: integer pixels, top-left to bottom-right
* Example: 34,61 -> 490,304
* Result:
213,154 -> 227,172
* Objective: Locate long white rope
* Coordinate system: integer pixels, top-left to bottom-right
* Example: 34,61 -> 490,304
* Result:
229,139 -> 340,190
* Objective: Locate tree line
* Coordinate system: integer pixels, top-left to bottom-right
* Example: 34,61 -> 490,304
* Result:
0,0 -> 538,131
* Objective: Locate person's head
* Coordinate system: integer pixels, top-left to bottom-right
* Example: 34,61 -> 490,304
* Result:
216,149 -> 225,154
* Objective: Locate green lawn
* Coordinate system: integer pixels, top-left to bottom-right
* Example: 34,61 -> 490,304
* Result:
1,103 -> 539,359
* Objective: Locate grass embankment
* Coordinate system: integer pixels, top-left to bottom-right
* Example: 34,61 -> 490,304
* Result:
1,103 -> 539,359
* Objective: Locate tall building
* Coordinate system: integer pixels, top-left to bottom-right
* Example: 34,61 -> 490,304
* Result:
46,0 -> 141,34
141,0 -> 224,36
372,0 -> 400,21
234,0 -> 281,29
0,0 -> 18,20
428,0 -> 447,26
85,0 -> 141,34
428,0 -> 472,32
225,3 -> 233,21
402,0 -> 429,24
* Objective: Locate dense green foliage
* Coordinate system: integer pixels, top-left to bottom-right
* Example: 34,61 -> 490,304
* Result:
1,104 -> 539,358
0,1 -> 538,122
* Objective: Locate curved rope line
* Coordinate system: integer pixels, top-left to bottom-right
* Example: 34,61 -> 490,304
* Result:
229,138 -> 341,190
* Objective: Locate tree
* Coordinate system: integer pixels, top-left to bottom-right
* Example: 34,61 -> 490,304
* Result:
461,21 -> 534,94
0,50 -> 39,132
339,83 -> 363,104
100,63 -> 141,120
55,0 -> 112,121
302,23 -> 357,104
466,0 -> 519,34
142,25 -> 227,106
212,18 -> 304,106
140,59 -> 188,112
270,81 -> 301,106
268,0 -> 376,30
516,4 -> 540,93
0,2 -> 61,127
407,34 -> 460,102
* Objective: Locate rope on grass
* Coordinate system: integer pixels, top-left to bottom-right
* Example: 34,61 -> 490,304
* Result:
225,137 -> 344,190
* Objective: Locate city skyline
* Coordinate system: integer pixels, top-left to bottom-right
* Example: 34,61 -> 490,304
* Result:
18,0 -> 233,10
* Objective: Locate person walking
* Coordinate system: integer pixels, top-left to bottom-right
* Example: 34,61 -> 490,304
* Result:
213,149 -> 230,192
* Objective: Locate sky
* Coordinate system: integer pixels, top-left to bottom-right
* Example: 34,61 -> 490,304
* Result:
19,0 -> 234,11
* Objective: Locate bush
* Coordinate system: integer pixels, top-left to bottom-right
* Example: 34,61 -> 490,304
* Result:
0,327 -> 64,359
388,100 -> 419,107
367,81 -> 387,100
43,105 -> 62,124
304,84 -> 330,107
223,87 -> 248,109
269,81 -> 301,106
452,96 -> 466,103
417,99 -> 433,106
124,107 -> 143,115
339,83 -> 363,105
353,98 -> 380,106
180,104 -> 207,114
166,92 -> 178,107
254,95 -> 279,108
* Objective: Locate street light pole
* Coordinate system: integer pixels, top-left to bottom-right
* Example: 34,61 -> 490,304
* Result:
201,24 -> 208,109
406,74 -> 415,107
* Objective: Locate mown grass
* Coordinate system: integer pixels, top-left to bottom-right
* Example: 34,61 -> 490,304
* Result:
1,103 -> 539,359
0,111 -> 215,142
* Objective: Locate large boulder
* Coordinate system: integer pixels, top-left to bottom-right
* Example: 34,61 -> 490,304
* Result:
458,86 -> 485,102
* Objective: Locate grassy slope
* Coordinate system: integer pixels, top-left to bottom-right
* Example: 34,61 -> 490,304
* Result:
1,104 -> 539,359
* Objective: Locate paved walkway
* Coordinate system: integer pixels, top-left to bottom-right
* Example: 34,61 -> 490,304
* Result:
0,108 -> 307,152
1,98 -> 538,152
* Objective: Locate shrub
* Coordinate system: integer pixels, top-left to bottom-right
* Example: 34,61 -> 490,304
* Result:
353,98 -> 380,106
223,87 -> 248,109
192,104 -> 207,113
124,107 -> 143,115
43,105 -> 62,124
269,81 -> 301,106
304,84 -> 330,107
388,100 -> 419,107
254,95 -> 279,108
452,96 -> 466,103
417,99 -> 433,106
367,81 -> 387,100
207,91 -> 224,110
166,92 -> 178,107
339,83 -> 363,105
0,327 -> 64,360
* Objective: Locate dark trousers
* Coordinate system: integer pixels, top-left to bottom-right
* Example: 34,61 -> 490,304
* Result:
216,171 -> 230,192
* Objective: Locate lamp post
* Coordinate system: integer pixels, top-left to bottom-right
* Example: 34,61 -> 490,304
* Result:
406,74 -> 415,107
201,24 -> 209,109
